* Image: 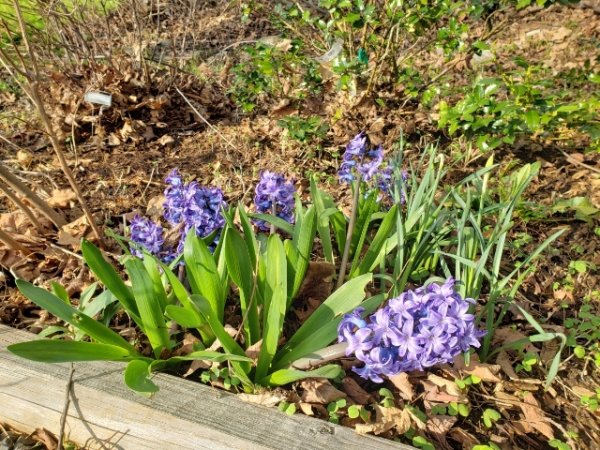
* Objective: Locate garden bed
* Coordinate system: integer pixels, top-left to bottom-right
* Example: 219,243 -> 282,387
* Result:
0,324 -> 412,450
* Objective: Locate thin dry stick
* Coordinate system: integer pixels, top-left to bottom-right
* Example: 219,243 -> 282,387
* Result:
0,228 -> 31,254
560,149 -> 600,175
175,87 -> 234,159
0,179 -> 44,231
8,0 -> 102,242
0,163 -> 66,227
57,363 -> 75,450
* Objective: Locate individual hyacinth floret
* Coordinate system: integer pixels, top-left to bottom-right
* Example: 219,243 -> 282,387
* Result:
253,171 -> 295,231
337,277 -> 486,383
338,132 -> 384,184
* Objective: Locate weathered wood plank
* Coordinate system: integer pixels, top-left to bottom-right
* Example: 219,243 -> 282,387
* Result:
0,325 -> 414,449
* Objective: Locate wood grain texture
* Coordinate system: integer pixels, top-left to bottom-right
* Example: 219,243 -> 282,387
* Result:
0,324 -> 414,450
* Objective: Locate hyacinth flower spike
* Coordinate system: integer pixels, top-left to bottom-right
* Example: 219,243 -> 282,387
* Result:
336,278 -> 486,383
253,170 -> 295,234
336,132 -> 385,289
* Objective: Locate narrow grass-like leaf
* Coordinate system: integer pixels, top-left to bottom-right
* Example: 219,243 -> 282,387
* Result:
352,204 -> 398,277
256,235 -> 287,382
7,340 -> 137,363
16,280 -> 136,353
81,240 -> 141,323
261,364 -> 343,387
124,258 -> 170,357
167,351 -> 253,364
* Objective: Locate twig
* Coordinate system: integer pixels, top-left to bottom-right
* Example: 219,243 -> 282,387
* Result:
175,87 -> 234,159
57,363 -> 75,450
48,243 -> 84,261
0,179 -> 44,231
6,0 -> 102,243
0,228 -> 31,254
559,149 -> 600,175
0,163 -> 66,227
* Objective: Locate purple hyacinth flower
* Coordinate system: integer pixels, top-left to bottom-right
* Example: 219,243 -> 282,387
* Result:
129,215 -> 164,257
253,171 -> 295,231
337,277 -> 486,383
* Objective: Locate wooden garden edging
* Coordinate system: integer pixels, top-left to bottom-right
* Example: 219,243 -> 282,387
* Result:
0,324 -> 414,450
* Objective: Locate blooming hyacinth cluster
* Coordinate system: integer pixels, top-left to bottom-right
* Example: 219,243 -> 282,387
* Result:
253,171 -> 295,231
129,169 -> 226,261
337,278 -> 486,383
163,169 -> 227,253
129,215 -> 164,258
338,132 -> 384,184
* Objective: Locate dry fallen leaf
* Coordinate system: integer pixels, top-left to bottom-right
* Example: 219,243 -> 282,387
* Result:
342,376 -> 372,404
300,379 -> 346,404
496,350 -> 519,380
389,373 -> 415,401
238,391 -> 287,408
244,339 -> 262,360
427,414 -> 457,435
355,405 -> 411,435
427,373 -> 467,400
453,356 -> 502,383
47,188 -> 77,208
518,392 -> 555,440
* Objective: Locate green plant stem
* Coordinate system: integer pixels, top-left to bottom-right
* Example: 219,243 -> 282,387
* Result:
336,181 -> 361,289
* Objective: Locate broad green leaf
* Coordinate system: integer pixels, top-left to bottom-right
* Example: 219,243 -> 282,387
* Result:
81,240 -> 141,323
165,305 -> 204,328
7,340 -> 137,363
283,293 -> 384,371
310,177 -> 334,263
224,228 -> 260,345
260,364 -> 343,386
16,280 -> 136,353
142,254 -> 169,313
247,213 -> 294,235
124,259 -> 170,357
256,235 -> 288,382
290,206 -> 317,299
238,204 -> 259,269
124,359 -> 159,395
191,294 -> 252,386
273,274 -> 374,369
184,230 -> 225,321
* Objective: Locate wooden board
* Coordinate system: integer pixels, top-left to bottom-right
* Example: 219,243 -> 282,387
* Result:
0,324 -> 414,449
